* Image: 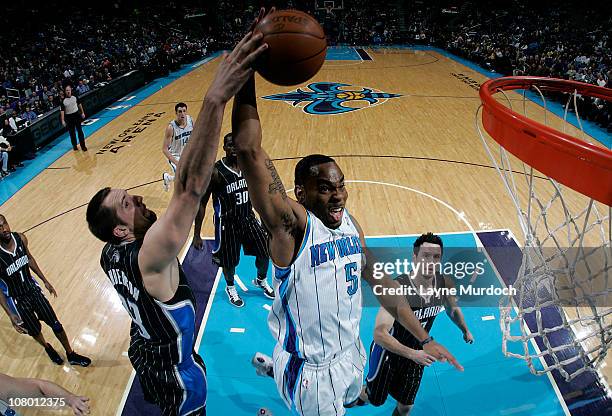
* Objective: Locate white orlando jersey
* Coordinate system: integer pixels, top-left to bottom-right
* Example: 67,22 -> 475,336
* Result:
168,115 -> 193,159
268,209 -> 364,364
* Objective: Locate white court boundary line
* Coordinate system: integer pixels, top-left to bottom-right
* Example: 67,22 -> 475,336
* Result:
289,179 -> 477,233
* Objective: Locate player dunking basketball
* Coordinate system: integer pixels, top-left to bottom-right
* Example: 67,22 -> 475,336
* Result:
362,233 -> 474,415
192,132 -> 273,307
0,215 -> 91,368
86,31 -> 268,415
232,9 -> 461,415
162,102 -> 193,192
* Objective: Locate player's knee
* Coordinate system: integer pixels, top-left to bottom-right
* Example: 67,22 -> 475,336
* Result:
28,327 -> 42,338
396,403 -> 413,415
366,391 -> 386,407
51,321 -> 64,334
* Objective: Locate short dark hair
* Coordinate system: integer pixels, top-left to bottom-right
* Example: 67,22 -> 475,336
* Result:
175,102 -> 187,112
413,232 -> 443,256
223,132 -> 233,145
86,187 -> 122,244
295,154 -> 336,185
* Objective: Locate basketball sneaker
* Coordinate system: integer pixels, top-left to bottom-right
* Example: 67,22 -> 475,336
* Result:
251,352 -> 273,377
253,277 -> 275,299
162,172 -> 172,192
226,285 -> 244,308
67,351 -> 92,367
45,343 -> 64,365
258,408 -> 273,416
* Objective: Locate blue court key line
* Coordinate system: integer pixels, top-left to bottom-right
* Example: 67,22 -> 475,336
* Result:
325,46 -> 362,60
0,52 -> 223,206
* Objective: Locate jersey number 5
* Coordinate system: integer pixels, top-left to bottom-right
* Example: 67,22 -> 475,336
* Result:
345,262 -> 359,296
120,297 -> 151,340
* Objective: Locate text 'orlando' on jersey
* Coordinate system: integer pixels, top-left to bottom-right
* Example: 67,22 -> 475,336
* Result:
0,233 -> 37,297
389,273 -> 445,351
268,209 -> 364,364
211,159 -> 254,219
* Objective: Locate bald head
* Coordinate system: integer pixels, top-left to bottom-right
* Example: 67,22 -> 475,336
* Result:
0,215 -> 11,244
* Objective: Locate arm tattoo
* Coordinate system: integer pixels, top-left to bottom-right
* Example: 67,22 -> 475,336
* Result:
265,159 -> 287,200
280,212 -> 296,235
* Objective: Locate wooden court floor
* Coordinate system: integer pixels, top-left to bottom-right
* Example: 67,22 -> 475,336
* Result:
0,48 -> 608,414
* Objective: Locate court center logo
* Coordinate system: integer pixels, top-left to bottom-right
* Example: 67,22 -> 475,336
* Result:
262,82 -> 401,115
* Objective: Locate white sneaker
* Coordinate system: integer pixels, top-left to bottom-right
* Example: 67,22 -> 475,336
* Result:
226,285 -> 244,308
257,408 -> 273,416
253,278 -> 275,299
251,352 -> 273,377
162,172 -> 172,192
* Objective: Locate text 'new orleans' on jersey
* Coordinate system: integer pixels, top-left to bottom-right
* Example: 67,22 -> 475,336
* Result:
269,209 -> 364,364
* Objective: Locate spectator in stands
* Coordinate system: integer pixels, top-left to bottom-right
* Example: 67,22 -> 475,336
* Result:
60,85 -> 87,151
1,116 -> 24,170
21,106 -> 37,123
596,73 -> 607,88
0,134 -> 12,177
75,79 -> 90,95
63,67 -> 74,79
5,114 -> 18,135
45,94 -> 55,111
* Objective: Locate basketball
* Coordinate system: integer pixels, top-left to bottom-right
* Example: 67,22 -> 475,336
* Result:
254,10 -> 327,86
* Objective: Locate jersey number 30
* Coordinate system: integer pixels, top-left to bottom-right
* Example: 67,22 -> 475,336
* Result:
236,191 -> 249,205
345,262 -> 359,296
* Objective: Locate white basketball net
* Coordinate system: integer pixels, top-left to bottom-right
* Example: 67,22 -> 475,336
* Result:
476,85 -> 611,381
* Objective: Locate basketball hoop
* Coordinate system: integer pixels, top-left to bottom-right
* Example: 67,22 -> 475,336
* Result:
476,76 -> 612,381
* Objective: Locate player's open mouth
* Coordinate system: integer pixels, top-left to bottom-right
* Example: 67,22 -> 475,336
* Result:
329,206 -> 343,223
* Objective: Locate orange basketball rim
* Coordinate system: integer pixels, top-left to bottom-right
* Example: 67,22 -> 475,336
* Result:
479,76 -> 612,206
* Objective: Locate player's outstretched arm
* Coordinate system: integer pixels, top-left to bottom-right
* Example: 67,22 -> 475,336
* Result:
0,372 -> 90,415
139,32 -> 269,280
373,307 -> 437,366
232,75 -> 307,267
443,276 -> 474,343
351,214 -> 464,371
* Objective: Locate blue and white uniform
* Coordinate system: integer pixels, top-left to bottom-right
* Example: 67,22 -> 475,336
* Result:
269,209 -> 366,415
167,115 -> 193,172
